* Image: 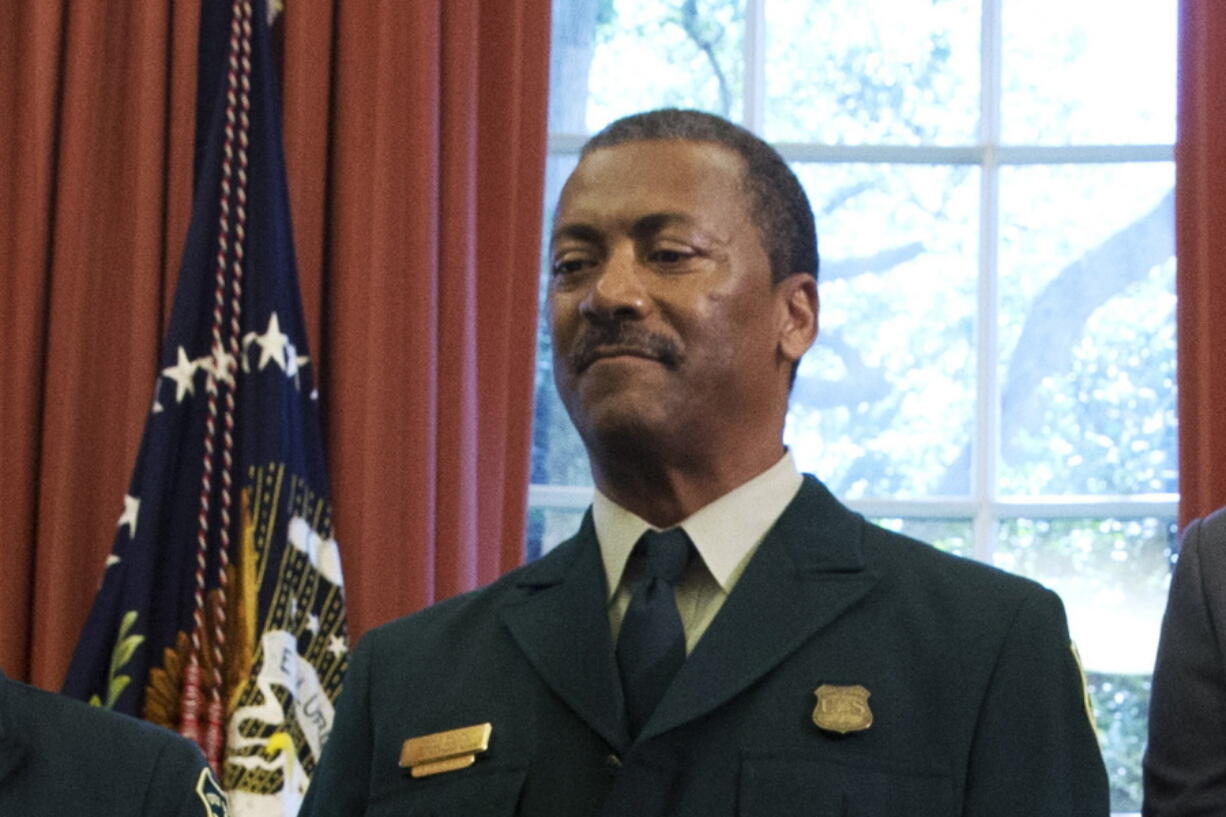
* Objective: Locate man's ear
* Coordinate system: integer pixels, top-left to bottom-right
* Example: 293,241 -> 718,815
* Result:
776,273 -> 819,364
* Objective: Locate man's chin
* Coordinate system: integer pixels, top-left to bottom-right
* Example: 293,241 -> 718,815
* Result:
565,391 -> 676,448
563,358 -> 669,402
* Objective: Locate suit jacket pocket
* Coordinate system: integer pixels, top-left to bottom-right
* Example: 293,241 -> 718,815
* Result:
739,752 -> 955,817
368,765 -> 527,817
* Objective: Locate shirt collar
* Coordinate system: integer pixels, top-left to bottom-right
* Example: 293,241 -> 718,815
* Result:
594,451 -> 803,600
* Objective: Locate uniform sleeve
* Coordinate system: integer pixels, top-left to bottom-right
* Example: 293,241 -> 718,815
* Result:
299,629 -> 376,817
1144,516 -> 1226,816
963,587 -> 1109,817
141,733 -> 230,817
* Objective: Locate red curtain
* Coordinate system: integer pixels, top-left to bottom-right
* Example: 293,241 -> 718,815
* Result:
1177,0 -> 1226,527
0,1 -> 550,689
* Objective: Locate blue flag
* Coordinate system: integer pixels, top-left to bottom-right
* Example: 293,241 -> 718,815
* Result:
64,1 -> 347,813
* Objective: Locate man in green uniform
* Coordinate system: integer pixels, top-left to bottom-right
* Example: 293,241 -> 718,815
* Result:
301,108 -> 1108,816
0,669 -> 228,816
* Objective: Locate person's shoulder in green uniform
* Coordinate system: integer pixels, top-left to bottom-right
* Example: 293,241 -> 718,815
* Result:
0,669 -> 228,817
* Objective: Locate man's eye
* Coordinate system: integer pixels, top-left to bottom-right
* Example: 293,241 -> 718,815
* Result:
551,257 -> 590,276
648,248 -> 693,265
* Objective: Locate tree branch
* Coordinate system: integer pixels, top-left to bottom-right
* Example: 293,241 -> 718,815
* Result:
677,0 -> 733,117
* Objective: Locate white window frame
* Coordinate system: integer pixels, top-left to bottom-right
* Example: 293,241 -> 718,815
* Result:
529,0 -> 1178,557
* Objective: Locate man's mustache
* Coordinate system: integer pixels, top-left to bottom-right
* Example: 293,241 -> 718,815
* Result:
567,323 -> 681,373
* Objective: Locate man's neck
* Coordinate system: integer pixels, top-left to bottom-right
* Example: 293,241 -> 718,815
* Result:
589,443 -> 787,528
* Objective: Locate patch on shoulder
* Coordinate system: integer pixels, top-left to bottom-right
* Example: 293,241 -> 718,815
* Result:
195,766 -> 230,817
1070,641 -> 1098,734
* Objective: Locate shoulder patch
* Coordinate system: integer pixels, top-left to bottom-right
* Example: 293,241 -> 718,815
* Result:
195,766 -> 230,817
1070,641 -> 1098,734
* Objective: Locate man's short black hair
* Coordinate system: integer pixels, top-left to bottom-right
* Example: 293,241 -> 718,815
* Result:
581,108 -> 819,283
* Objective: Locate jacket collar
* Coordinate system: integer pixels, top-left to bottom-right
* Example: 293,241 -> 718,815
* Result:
499,476 -> 879,750
500,512 -> 630,750
637,475 -> 877,742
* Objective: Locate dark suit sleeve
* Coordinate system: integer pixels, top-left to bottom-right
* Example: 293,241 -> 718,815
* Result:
1144,514 -> 1226,816
300,629 -> 376,817
963,587 -> 1109,817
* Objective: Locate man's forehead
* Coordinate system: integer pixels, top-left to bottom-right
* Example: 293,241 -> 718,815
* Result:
566,139 -> 747,187
554,139 -> 750,228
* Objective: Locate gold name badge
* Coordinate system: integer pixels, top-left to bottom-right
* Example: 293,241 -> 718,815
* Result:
812,684 -> 873,734
399,723 -> 493,778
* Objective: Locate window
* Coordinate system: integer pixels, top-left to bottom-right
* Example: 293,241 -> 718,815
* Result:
530,1 -> 1176,811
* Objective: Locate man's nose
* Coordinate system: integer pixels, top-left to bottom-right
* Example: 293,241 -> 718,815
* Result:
580,246 -> 650,322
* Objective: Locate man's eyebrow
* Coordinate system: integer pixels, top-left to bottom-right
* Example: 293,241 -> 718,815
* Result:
630,212 -> 696,239
550,212 -> 706,247
550,222 -> 602,248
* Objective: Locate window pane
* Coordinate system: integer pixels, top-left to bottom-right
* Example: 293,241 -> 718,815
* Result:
997,164 -> 1176,497
526,506 -> 590,561
995,516 -> 1174,813
531,359 -> 592,490
787,163 -> 978,499
870,518 -> 974,557
554,0 -> 747,135
994,516 -> 1173,672
1001,0 -> 1176,145
1088,671 -> 1149,813
764,0 -> 980,145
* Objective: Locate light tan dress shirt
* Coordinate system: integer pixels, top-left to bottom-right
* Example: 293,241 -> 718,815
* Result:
594,452 -> 803,654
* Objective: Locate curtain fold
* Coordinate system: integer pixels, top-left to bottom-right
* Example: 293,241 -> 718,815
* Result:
1177,0 -> 1226,527
1,1 -> 200,688
0,0 -> 550,689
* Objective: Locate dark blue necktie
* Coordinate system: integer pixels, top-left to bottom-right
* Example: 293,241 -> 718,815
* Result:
616,527 -> 692,739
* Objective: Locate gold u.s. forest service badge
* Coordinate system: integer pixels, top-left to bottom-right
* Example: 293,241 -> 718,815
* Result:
812,684 -> 873,734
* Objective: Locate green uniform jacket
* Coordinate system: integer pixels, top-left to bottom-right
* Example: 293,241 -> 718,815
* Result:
302,476 -> 1108,816
0,671 -> 227,816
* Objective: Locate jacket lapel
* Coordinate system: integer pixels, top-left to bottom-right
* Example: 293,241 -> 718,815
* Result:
499,514 -> 630,752
639,476 -> 880,742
